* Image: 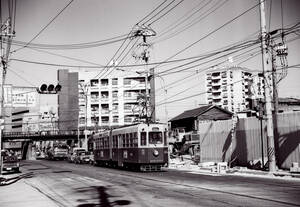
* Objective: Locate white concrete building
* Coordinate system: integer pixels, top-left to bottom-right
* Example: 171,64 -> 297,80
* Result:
205,66 -> 263,113
78,70 -> 151,129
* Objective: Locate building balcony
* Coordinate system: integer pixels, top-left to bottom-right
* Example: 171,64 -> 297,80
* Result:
101,110 -> 110,115
100,85 -> 109,91
212,87 -> 221,93
91,111 -> 99,116
112,96 -> 118,101
211,75 -> 221,80
79,98 -> 86,103
112,110 -> 118,115
211,81 -> 221,87
90,84 -> 99,90
124,96 -> 138,102
124,83 -> 145,89
101,98 -> 109,103
91,98 -> 99,103
212,95 -> 222,100
101,121 -> 109,125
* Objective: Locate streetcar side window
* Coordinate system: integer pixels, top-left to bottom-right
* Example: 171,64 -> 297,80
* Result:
149,132 -> 163,144
122,134 -> 126,148
164,131 -> 167,146
141,132 -> 146,146
129,133 -> 133,147
126,134 -> 129,147
133,132 -> 138,147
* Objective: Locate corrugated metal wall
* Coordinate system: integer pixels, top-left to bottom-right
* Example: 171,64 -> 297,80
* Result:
198,120 -> 233,163
277,112 -> 300,169
198,112 -> 300,169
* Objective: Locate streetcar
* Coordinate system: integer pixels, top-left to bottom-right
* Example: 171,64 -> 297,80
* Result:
93,123 -> 168,171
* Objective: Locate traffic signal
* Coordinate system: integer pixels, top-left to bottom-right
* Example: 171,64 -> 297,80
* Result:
37,84 -> 62,94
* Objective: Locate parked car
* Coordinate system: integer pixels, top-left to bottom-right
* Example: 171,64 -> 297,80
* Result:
68,147 -> 86,163
1,150 -> 20,173
74,151 -> 91,164
35,150 -> 46,159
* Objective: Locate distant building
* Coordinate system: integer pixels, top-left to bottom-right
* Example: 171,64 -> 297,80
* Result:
169,105 -> 232,132
278,97 -> 300,112
57,70 -> 79,131
2,85 -> 58,133
76,68 -> 154,129
205,66 -> 264,113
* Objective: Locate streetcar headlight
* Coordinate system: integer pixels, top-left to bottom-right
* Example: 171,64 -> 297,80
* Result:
153,149 -> 159,157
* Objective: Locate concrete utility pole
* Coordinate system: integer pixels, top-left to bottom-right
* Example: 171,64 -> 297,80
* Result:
259,0 -> 276,172
79,83 -> 89,150
132,26 -> 156,123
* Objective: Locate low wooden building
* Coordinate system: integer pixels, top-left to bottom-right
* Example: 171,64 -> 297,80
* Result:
169,105 -> 232,132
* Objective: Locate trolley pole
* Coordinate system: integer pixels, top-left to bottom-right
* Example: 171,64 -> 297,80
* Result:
259,0 -> 276,172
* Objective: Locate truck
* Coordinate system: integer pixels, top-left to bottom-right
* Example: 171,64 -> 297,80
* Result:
46,143 -> 69,160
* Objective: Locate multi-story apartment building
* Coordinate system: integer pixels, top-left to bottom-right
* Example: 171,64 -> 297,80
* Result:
77,70 -> 153,129
206,66 -> 262,113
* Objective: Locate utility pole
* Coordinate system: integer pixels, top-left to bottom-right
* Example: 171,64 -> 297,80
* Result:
132,26 -> 156,123
79,83 -> 89,150
259,0 -> 276,172
0,16 -> 14,175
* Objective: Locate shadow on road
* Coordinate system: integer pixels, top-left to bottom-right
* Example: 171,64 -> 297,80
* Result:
76,186 -> 131,207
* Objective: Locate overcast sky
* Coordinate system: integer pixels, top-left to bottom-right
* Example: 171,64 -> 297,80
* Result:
2,0 -> 300,121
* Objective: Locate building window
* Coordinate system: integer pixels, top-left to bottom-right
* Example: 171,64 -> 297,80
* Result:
113,116 -> 118,123
90,79 -> 99,86
101,79 -> 108,86
112,91 -> 118,98
124,104 -> 132,110
112,78 -> 118,85
124,79 -> 131,85
124,91 -> 131,97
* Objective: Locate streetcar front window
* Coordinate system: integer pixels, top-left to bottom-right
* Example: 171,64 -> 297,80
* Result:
149,132 -> 162,144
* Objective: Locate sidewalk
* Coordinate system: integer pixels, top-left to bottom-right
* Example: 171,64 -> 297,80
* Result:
168,158 -> 300,180
0,168 -> 57,207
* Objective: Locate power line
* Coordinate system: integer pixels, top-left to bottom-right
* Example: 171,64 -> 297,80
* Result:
152,1 -> 262,71
9,35 -> 129,50
12,0 -> 75,53
137,0 -> 168,25
142,0 -> 176,25
147,0 -> 185,26
154,0 -> 228,44
155,0 -> 209,35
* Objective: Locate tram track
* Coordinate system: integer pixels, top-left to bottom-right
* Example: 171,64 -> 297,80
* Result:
24,160 -> 300,206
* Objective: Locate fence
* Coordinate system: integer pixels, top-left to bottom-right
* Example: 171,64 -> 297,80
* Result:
198,111 -> 300,169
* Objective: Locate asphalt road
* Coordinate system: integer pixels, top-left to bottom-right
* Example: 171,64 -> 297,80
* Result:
7,160 -> 300,207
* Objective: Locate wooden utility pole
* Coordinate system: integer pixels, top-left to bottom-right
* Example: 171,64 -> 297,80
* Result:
259,0 -> 276,172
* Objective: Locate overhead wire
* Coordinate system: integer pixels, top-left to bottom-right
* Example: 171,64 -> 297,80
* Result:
11,0 -> 75,53
155,0 -> 209,35
152,0 -> 262,72
136,0 -> 168,25
154,0 -> 228,44
142,0 -> 176,25
147,0 -> 185,26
